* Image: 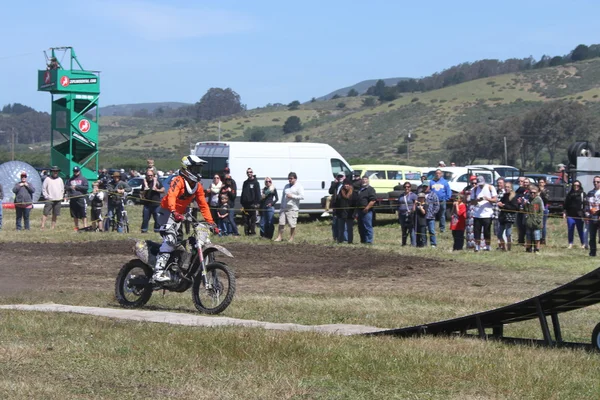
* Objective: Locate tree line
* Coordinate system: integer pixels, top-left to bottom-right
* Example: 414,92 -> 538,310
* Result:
364,43 -> 600,101
444,100 -> 595,169
0,103 -> 51,145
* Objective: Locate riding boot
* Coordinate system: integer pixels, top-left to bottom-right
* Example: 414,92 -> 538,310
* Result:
152,253 -> 171,282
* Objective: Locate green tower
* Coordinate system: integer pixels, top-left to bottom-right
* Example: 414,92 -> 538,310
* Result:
38,47 -> 100,182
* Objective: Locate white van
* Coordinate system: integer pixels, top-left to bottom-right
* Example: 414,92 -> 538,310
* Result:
466,165 -> 520,179
191,141 -> 352,214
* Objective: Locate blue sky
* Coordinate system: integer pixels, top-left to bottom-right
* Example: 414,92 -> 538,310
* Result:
1,0 -> 599,112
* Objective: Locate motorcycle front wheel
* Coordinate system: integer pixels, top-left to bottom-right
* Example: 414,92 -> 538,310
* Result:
115,260 -> 154,308
192,262 -> 236,314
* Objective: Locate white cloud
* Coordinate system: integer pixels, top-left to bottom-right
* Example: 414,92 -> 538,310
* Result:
96,1 -> 257,40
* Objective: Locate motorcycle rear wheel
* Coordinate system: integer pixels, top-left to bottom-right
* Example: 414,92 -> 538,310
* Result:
115,260 -> 153,308
192,262 -> 236,314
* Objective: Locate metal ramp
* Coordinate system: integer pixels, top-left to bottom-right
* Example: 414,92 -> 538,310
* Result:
369,267 -> 600,349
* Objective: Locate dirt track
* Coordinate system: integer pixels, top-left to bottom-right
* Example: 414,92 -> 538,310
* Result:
0,240 -> 449,295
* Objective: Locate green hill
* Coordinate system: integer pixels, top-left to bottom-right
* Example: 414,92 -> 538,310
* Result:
317,77 -> 411,100
94,58 -> 600,170
99,102 -> 190,117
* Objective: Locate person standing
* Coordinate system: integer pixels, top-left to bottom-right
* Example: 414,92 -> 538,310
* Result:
207,174 -> 223,223
88,182 -> 105,231
219,175 -> 240,236
450,194 -> 467,250
414,193 -> 428,248
425,187 -> 440,247
398,181 -> 417,246
41,166 -> 65,230
356,176 -> 377,244
563,180 -> 586,249
260,177 -> 278,239
586,177 -> 600,257
329,171 -> 347,240
333,179 -> 358,244
275,172 -> 304,242
492,177 -> 505,249
429,169 -> 452,233
537,177 -> 550,245
471,176 -> 498,252
13,171 -> 35,230
524,185 -> 543,253
241,167 -> 261,236
65,166 -> 89,230
105,171 -> 131,233
462,175 -> 478,249
497,181 -> 518,251
140,168 -> 165,233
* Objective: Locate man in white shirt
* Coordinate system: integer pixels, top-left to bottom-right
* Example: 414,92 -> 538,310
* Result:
471,175 -> 498,252
41,166 -> 65,230
274,172 -> 304,242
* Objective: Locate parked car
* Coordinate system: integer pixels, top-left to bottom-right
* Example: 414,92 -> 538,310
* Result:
524,174 -> 562,184
351,164 -> 424,213
126,177 -> 145,205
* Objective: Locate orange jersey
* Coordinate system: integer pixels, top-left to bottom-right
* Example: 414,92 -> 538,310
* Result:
160,175 -> 214,224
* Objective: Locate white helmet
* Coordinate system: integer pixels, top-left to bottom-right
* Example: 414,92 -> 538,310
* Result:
179,155 -> 207,183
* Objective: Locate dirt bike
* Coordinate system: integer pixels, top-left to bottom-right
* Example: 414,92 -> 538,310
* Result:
115,213 -> 236,314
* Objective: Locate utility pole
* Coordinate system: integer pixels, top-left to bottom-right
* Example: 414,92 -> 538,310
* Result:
11,128 -> 15,161
407,130 -> 411,160
503,136 -> 508,165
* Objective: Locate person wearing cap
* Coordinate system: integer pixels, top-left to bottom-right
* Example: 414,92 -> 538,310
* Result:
470,175 -> 498,252
429,169 -> 452,233
240,167 -> 261,236
322,171 -> 346,219
351,171 -> 362,191
324,171 -> 347,239
13,171 -> 35,230
65,166 -> 89,230
105,171 -> 131,233
356,176 -> 377,244
438,161 -> 446,167
41,166 -> 65,230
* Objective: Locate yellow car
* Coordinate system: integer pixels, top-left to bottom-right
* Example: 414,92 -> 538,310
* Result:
350,164 -> 423,213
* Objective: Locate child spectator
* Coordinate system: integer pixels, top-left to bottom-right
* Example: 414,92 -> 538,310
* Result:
89,182 -> 105,231
414,193 -> 428,248
216,195 -> 231,236
524,184 -> 543,253
451,194 -> 467,250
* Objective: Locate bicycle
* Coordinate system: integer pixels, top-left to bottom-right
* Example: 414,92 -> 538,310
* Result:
104,203 -> 130,233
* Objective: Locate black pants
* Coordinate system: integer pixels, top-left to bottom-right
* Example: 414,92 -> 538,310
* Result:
474,217 -> 492,243
516,213 -> 526,244
416,225 -> 427,247
589,220 -> 598,256
452,230 -> 464,250
243,207 -> 257,235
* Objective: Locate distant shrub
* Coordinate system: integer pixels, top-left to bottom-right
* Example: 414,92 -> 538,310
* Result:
272,118 -> 280,122
388,103 -> 395,107
332,94 -> 341,100
223,133 -> 231,138
439,99 -> 447,103
137,130 -> 144,136
411,97 -> 419,102
237,122 -> 242,125
362,97 -> 376,107
397,144 -> 408,153
295,134 -> 303,142
486,81 -> 496,85
337,102 -> 346,109
594,95 -> 599,98
577,96 -> 583,99
430,99 -> 438,103
304,135 -> 310,141
244,120 -> 250,123
515,98 -> 523,102
488,97 -> 504,101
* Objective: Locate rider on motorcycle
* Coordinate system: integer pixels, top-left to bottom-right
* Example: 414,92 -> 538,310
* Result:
153,155 -> 215,282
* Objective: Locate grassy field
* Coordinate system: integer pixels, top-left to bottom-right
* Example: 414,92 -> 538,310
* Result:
1,206 -> 600,398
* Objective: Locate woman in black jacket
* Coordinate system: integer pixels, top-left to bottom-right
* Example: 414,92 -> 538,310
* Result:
259,177 -> 279,239
497,181 -> 518,250
563,180 -> 586,249
333,179 -> 358,244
